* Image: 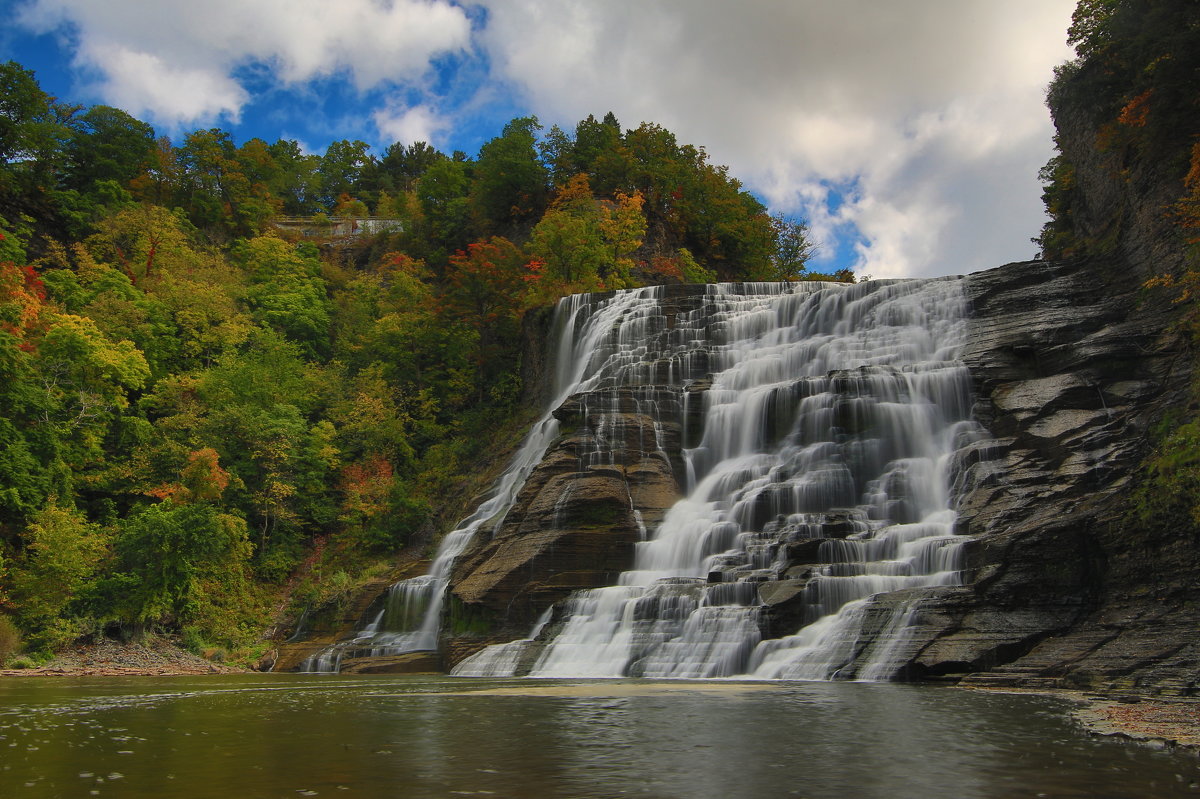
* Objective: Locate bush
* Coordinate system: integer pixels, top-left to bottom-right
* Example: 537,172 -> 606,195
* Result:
0,615 -> 22,664
180,625 -> 207,655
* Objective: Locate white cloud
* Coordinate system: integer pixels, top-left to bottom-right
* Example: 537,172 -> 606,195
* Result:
88,43 -> 248,125
18,0 -> 1076,279
373,104 -> 446,147
18,0 -> 471,127
478,0 -> 1075,278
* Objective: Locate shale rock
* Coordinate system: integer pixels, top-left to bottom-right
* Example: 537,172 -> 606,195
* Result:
448,398 -> 685,638
899,255 -> 1200,693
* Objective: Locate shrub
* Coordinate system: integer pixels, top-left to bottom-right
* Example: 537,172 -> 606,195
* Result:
0,615 -> 21,664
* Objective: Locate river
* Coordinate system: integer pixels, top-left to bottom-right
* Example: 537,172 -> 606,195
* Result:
1,674 -> 1197,798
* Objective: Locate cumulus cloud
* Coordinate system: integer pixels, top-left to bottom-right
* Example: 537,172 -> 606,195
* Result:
87,43 -> 249,125
18,0 -> 471,126
479,0 -> 1075,278
373,104 -> 447,147
17,0 -> 1076,278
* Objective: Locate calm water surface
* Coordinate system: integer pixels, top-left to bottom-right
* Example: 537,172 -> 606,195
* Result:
0,674 -> 1197,798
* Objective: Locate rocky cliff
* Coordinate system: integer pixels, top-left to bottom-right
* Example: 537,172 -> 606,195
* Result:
438,253 -> 1198,691
295,8 -> 1200,686
435,127 -> 1199,690
886,254 -> 1197,693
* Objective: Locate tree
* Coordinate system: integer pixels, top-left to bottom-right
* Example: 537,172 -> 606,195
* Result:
379,141 -> 444,193
267,139 -> 322,215
37,311 -> 151,425
87,204 -> 202,286
10,500 -> 109,648
538,125 -> 576,189
0,61 -> 80,245
442,237 -> 533,397
598,189 -> 647,287
0,258 -> 60,525
770,214 -> 816,280
416,157 -> 472,261
110,502 -> 252,628
573,112 -> 631,197
471,117 -> 548,230
527,200 -> 606,292
318,139 -> 374,210
64,105 -> 156,194
129,136 -> 184,207
235,236 -> 332,360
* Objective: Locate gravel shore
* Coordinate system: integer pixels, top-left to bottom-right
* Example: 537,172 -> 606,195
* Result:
965,686 -> 1200,754
1073,695 -> 1200,752
0,637 -> 246,677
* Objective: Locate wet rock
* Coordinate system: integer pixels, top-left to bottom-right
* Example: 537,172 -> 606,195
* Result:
448,400 -> 684,637
338,651 -> 442,674
901,254 -> 1200,692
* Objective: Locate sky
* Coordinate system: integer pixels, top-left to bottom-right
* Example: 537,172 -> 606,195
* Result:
1,0 -> 1076,279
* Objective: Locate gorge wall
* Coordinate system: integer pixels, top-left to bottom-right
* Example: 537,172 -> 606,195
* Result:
290,6 -> 1200,688
431,253 -> 1197,692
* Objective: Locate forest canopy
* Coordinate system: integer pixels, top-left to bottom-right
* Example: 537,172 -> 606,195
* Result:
0,61 -> 830,664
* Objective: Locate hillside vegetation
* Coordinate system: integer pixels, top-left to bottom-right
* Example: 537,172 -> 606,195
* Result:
0,63 -> 835,665
1035,0 -> 1200,558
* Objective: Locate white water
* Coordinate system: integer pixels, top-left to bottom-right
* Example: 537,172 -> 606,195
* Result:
456,278 -> 987,680
301,286 -> 672,672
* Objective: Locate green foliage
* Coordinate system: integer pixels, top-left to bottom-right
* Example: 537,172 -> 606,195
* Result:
0,60 -> 832,658
319,140 -> 374,209
235,236 -> 332,360
0,614 -> 21,664
10,501 -> 108,649
770,214 -> 816,280
472,117 -> 548,230
416,157 -> 473,261
65,106 -> 155,194
528,183 -> 607,291
109,502 -> 253,629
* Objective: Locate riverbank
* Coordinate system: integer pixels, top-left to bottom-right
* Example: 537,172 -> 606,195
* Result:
0,637 -> 247,677
3,647 -> 1197,755
1073,694 -> 1200,752
965,686 -> 1200,754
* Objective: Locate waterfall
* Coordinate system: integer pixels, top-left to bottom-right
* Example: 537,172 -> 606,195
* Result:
454,277 -> 986,680
300,286 -> 669,672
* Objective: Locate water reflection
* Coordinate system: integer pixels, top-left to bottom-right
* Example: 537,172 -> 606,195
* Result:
0,675 -> 1197,798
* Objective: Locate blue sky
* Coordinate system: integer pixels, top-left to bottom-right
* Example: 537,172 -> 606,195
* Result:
2,0 -> 1075,279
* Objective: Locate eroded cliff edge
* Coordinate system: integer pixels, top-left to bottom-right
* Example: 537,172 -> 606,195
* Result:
439,255 -> 1198,691
895,254 -> 1197,692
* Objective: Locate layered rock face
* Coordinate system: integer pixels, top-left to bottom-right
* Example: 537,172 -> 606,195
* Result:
443,255 -> 1198,691
449,391 -> 684,636
447,279 -> 981,676
904,255 -> 1198,693
448,290 -> 707,645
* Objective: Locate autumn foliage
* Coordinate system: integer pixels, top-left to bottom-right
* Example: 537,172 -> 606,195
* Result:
0,56 -> 823,659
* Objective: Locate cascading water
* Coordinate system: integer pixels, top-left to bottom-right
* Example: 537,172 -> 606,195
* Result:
454,277 -> 987,680
300,286 -> 670,671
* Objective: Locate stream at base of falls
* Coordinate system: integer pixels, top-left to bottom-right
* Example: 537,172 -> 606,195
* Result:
2,674 -> 1198,799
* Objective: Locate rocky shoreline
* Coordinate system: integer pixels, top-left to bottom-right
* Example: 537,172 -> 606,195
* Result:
966,687 -> 1200,754
3,638 -> 1196,755
1073,695 -> 1200,752
0,638 -> 246,677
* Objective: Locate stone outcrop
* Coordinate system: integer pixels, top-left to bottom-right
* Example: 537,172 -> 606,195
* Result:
857,254 -> 1198,693
447,389 -> 685,649
440,253 -> 1200,691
